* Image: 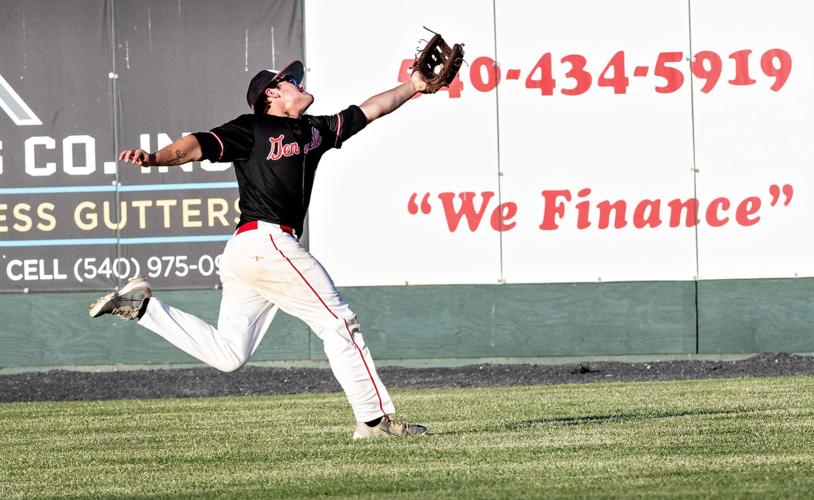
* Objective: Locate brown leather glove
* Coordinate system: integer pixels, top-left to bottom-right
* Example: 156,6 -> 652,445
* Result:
412,33 -> 465,94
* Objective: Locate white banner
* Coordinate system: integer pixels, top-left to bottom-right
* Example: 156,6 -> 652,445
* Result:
304,0 -> 811,286
691,0 -> 814,279
305,0 -> 501,286
495,0 -> 696,283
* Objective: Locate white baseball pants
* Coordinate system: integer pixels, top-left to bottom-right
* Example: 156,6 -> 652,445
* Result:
138,221 -> 395,422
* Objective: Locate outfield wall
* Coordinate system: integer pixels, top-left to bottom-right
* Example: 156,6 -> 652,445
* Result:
4,279 -> 814,369
2,1 -> 813,369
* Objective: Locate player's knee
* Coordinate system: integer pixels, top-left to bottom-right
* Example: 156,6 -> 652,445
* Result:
344,317 -> 368,348
346,317 -> 362,336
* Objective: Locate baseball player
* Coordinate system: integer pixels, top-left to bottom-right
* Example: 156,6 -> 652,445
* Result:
88,60 -> 438,439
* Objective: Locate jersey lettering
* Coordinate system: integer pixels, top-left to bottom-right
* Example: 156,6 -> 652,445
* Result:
304,127 -> 322,153
266,134 -> 301,161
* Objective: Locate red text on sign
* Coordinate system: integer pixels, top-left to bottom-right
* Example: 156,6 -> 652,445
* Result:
407,185 -> 794,232
399,48 -> 792,97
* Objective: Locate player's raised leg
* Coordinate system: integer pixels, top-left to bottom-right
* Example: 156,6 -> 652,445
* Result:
137,276 -> 278,372
89,269 -> 278,373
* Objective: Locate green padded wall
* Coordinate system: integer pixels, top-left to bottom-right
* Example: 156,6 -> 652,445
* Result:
4,278 -> 814,370
697,279 -> 814,353
1,281 -> 697,369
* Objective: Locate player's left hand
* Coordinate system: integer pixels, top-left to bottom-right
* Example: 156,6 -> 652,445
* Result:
412,32 -> 464,94
410,70 -> 429,94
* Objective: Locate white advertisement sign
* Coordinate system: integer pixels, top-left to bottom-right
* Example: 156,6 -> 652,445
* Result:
495,0 -> 696,283
304,0 -> 811,286
305,0 -> 501,286
691,0 -> 814,279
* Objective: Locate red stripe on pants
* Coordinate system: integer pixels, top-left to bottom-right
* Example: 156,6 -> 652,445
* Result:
268,233 -> 386,416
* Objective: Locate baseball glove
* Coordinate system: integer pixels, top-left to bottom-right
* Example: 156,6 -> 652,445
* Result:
413,32 -> 465,93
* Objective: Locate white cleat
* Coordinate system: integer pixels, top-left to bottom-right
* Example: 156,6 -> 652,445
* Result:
88,277 -> 152,320
352,414 -> 429,439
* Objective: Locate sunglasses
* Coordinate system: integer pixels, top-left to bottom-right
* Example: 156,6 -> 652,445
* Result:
277,75 -> 300,87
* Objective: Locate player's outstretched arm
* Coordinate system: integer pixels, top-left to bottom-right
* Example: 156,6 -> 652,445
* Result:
118,135 -> 203,167
359,71 -> 428,123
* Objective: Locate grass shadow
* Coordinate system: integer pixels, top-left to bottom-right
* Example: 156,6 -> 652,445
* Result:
434,407 -> 750,436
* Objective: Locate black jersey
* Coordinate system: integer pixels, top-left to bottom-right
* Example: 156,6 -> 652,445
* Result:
194,105 -> 368,236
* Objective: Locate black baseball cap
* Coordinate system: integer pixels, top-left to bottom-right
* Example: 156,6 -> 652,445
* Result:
246,60 -> 305,112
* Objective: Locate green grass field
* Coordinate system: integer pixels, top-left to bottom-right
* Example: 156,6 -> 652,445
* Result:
2,376 -> 814,499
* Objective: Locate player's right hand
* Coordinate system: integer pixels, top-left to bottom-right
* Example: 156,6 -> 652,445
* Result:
119,148 -> 153,166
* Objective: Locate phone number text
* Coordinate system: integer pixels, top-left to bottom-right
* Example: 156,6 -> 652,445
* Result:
399,48 -> 792,96
4,254 -> 222,283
